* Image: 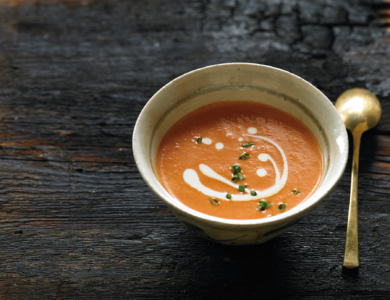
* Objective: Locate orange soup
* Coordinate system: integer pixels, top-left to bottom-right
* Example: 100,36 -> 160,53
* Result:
156,101 -> 322,220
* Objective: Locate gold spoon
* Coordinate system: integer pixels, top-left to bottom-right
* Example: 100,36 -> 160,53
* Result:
335,88 -> 382,269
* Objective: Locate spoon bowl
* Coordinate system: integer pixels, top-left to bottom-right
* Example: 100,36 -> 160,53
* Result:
335,88 -> 381,133
335,88 -> 381,269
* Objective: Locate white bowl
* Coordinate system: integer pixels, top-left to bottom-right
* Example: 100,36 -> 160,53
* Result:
133,63 -> 348,245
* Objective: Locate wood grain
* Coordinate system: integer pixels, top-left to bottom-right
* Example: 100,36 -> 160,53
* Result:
0,0 -> 389,299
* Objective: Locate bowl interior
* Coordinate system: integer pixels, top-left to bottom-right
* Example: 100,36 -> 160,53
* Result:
133,63 -> 348,226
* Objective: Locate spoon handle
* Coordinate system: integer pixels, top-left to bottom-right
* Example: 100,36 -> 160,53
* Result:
343,131 -> 362,269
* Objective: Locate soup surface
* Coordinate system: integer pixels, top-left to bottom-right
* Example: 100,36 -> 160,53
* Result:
156,101 -> 323,220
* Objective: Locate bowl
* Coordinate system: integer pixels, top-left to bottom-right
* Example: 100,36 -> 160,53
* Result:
132,63 -> 348,245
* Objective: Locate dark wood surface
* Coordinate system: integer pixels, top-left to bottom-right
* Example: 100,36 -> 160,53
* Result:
0,0 -> 390,299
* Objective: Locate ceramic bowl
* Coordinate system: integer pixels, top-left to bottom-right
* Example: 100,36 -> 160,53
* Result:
133,63 -> 348,245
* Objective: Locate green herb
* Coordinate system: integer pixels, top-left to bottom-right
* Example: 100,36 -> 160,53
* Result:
209,198 -> 220,205
242,143 -> 255,148
238,185 -> 246,192
238,173 -> 245,180
250,190 -> 257,196
239,153 -> 250,160
243,184 -> 248,188
257,199 -> 271,211
226,193 -> 232,200
231,164 -> 241,174
278,203 -> 287,211
292,188 -> 300,195
196,137 -> 203,144
231,175 -> 239,182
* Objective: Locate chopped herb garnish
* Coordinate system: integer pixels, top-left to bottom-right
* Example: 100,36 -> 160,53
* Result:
242,143 -> 255,148
209,198 -> 220,205
243,184 -> 248,188
250,190 -> 257,196
231,164 -> 241,174
231,175 -> 239,182
196,137 -> 203,144
226,193 -> 232,200
238,185 -> 246,193
239,153 -> 250,160
238,173 -> 245,180
257,199 -> 272,211
278,203 -> 287,211
292,188 -> 300,195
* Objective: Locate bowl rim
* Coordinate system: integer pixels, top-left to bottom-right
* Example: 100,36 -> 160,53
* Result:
133,62 -> 348,229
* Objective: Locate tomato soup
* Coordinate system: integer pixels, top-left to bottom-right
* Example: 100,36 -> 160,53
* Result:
156,101 -> 323,220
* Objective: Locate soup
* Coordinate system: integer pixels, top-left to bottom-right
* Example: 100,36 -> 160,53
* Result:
156,101 -> 323,220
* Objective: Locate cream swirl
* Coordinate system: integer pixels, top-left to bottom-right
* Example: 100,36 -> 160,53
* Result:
183,131 -> 288,201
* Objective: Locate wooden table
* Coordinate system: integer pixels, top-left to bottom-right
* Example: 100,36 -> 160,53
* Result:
0,0 -> 389,299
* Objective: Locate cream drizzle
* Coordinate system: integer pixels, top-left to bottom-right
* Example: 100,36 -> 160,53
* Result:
215,142 -> 224,150
247,127 -> 257,134
257,169 -> 267,177
202,138 -> 212,145
183,132 -> 288,201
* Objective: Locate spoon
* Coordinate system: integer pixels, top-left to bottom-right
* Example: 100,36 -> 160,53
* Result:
335,88 -> 382,269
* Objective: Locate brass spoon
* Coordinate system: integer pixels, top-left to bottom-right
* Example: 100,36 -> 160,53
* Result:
335,88 -> 382,269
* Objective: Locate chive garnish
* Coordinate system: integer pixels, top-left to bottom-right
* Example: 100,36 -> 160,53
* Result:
231,175 -> 239,182
239,153 -> 250,160
238,185 -> 246,192
257,199 -> 271,211
250,190 -> 257,196
292,188 -> 300,195
209,198 -> 220,205
242,143 -> 255,148
226,193 -> 232,200
196,137 -> 203,144
278,203 -> 287,211
238,173 -> 245,180
231,164 -> 241,174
